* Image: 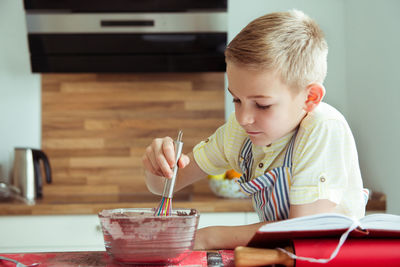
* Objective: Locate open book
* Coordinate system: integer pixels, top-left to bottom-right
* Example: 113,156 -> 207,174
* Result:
248,213 -> 400,248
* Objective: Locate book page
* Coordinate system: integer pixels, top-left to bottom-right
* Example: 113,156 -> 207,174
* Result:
361,213 -> 400,230
258,213 -> 353,232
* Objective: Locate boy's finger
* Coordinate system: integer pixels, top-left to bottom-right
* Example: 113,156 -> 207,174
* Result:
156,153 -> 173,178
145,152 -> 170,178
143,147 -> 163,176
148,138 -> 170,177
162,138 -> 176,168
178,154 -> 190,168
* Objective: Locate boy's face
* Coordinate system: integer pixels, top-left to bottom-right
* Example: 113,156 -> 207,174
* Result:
227,62 -> 308,146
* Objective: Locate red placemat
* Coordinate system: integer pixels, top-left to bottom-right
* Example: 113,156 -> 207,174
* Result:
219,250 -> 235,267
0,251 -> 209,266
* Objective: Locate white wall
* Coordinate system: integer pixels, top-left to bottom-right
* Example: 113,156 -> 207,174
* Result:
345,0 -> 400,214
0,0 -> 41,182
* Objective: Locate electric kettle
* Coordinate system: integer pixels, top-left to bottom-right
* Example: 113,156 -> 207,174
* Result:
11,148 -> 52,204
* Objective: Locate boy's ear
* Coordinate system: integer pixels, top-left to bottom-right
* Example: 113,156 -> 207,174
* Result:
304,83 -> 325,112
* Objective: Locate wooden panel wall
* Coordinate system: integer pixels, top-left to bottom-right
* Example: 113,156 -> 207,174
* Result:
41,73 -> 225,200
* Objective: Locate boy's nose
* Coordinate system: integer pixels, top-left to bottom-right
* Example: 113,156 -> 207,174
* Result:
236,108 -> 255,126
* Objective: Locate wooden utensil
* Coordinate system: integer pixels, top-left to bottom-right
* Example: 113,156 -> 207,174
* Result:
234,246 -> 294,267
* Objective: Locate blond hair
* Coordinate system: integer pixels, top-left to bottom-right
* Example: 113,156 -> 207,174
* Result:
225,10 -> 328,90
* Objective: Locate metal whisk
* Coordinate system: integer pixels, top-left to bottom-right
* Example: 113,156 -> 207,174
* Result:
154,130 -> 184,216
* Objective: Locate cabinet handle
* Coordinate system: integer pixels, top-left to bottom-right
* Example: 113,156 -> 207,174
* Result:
101,20 -> 154,27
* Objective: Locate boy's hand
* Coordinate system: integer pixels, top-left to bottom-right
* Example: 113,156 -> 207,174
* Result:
142,136 -> 190,178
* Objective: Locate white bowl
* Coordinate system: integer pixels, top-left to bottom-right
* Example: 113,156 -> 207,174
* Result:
208,178 -> 248,198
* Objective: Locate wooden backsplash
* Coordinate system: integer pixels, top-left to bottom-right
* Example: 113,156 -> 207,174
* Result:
41,73 -> 225,199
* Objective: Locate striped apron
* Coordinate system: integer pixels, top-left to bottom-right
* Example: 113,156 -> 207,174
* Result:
237,133 -> 297,222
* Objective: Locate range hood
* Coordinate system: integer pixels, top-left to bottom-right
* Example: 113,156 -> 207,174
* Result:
24,0 -> 227,73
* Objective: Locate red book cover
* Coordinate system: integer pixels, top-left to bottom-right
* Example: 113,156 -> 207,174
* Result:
293,239 -> 400,267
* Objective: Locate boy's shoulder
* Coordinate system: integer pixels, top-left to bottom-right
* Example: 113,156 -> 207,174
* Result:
300,102 -> 348,131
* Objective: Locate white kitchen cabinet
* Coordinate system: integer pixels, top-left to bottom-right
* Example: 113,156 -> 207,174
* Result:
0,212 -> 259,253
245,212 -> 261,224
0,215 -> 105,253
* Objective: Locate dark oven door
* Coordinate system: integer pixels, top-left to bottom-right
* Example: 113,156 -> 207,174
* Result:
23,0 -> 227,12
24,0 -> 227,73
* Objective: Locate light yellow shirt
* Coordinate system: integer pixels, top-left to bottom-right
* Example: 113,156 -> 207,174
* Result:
193,102 -> 366,219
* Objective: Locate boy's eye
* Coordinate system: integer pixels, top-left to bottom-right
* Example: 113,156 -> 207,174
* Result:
232,98 -> 241,104
256,103 -> 271,110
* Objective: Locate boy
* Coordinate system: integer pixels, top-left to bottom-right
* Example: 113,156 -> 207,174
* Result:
142,10 -> 367,250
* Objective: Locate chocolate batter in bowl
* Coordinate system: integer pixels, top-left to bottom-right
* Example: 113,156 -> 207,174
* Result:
98,208 -> 200,264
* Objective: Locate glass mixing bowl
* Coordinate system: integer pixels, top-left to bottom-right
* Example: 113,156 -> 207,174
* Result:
98,208 -> 199,264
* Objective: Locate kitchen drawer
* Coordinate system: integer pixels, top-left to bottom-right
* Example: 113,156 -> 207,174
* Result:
0,215 -> 104,253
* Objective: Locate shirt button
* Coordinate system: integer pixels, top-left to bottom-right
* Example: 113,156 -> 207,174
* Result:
320,177 -> 326,183
258,163 -> 264,168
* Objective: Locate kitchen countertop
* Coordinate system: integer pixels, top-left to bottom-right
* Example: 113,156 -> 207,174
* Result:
0,180 -> 254,215
0,180 -> 386,216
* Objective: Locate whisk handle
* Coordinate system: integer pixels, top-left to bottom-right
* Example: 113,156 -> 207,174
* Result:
162,131 -> 183,198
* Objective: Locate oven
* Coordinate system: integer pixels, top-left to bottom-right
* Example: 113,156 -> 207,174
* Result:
24,0 -> 227,73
